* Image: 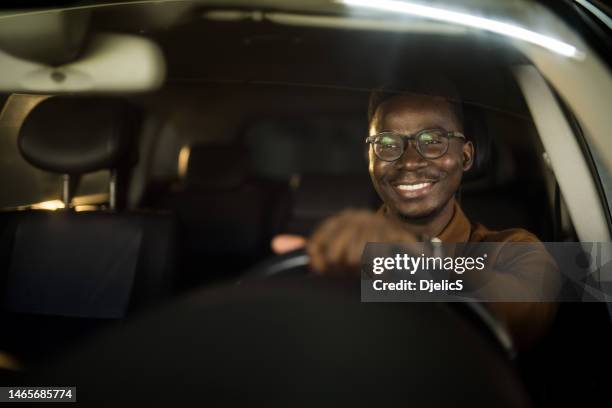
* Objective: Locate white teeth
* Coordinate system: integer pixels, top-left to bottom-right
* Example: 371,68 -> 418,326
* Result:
396,183 -> 432,191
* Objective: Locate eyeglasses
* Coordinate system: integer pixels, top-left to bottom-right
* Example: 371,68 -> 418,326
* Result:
365,128 -> 466,161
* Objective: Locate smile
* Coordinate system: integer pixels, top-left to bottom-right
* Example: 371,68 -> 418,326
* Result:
392,182 -> 435,198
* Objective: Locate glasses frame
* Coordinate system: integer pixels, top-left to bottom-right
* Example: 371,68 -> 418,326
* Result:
365,128 -> 466,161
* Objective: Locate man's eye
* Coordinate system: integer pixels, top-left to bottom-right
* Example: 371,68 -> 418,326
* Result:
378,135 -> 400,148
380,143 -> 399,149
420,134 -> 441,144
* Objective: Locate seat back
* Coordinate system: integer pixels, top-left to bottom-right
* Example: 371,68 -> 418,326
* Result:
144,144 -> 287,286
459,105 -> 552,238
0,97 -> 177,363
283,173 -> 380,236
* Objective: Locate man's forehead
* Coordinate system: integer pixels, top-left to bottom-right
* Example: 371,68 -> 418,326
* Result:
374,94 -> 460,132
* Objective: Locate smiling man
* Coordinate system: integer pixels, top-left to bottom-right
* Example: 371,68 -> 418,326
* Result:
366,88 -> 469,239
272,84 -> 559,350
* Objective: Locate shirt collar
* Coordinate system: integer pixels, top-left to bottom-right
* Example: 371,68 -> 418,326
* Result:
436,201 -> 471,243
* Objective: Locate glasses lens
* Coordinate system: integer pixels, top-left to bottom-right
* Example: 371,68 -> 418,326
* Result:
417,130 -> 448,158
374,132 -> 403,161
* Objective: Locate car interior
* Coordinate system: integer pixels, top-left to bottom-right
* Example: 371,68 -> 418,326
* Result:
0,1 -> 611,406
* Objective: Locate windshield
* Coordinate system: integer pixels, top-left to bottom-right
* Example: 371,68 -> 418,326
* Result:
1,1 -> 612,406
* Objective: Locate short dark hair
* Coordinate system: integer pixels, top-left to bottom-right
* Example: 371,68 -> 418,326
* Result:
367,77 -> 464,135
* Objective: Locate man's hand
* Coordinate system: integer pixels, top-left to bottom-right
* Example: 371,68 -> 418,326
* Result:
271,234 -> 307,254
272,209 -> 416,277
308,210 -> 417,276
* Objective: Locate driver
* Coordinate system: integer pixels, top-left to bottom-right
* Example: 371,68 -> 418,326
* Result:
272,83 -> 559,350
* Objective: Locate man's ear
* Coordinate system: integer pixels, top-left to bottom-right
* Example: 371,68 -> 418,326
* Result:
462,140 -> 474,172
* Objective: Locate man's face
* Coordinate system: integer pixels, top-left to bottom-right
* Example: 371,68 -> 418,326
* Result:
369,95 -> 473,219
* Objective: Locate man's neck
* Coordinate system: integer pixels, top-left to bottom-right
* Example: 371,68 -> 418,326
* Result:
387,198 -> 456,240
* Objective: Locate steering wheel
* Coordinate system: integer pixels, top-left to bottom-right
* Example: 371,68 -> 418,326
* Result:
241,248 -> 516,359
240,248 -> 311,280
28,249 -> 531,406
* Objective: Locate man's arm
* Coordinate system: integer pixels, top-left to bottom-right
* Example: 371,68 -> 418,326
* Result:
272,211 -> 560,350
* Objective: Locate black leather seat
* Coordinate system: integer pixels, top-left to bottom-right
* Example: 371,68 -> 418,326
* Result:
283,173 -> 380,236
144,144 -> 287,287
459,105 -> 553,239
0,97 -> 176,364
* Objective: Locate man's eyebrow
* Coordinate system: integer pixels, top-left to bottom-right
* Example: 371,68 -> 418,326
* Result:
378,125 -> 451,134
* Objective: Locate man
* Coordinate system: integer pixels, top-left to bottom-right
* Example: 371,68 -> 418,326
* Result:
272,86 -> 559,350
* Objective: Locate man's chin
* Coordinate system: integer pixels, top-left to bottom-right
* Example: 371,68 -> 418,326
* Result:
398,211 -> 436,221
395,204 -> 440,221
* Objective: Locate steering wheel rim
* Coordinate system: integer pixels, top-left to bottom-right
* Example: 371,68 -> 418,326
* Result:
240,248 -> 311,281
240,248 -> 516,358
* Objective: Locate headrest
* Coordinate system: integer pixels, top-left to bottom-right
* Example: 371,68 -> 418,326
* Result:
461,105 -> 515,188
185,144 -> 251,190
293,173 -> 379,218
462,105 -> 490,181
286,173 -> 381,235
18,97 -> 139,174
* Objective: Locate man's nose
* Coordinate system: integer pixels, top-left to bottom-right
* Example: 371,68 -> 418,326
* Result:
394,141 -> 427,170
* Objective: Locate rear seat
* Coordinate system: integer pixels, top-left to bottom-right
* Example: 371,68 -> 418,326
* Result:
0,97 -> 177,364
143,144 -> 289,287
282,173 -> 380,236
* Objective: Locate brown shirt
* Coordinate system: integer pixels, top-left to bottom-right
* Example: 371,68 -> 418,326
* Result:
381,201 -> 555,271
438,203 -> 559,294
437,202 -> 542,244
383,202 -> 559,349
